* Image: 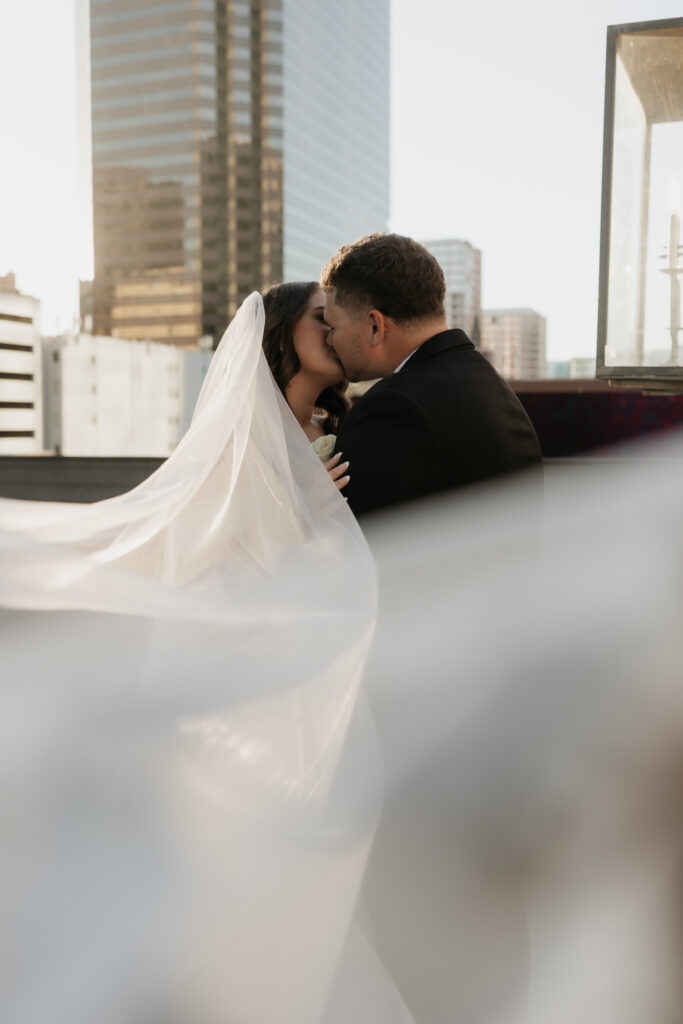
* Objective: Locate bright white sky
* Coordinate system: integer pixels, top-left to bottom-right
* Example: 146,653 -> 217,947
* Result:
0,0 -> 681,358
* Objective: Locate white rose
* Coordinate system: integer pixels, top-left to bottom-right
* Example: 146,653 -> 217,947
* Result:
312,434 -> 337,462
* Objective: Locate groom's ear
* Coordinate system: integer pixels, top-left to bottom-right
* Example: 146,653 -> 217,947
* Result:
368,309 -> 387,347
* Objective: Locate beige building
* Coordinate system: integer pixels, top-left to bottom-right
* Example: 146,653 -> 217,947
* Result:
481,308 -> 546,380
0,273 -> 43,454
421,238 -> 482,343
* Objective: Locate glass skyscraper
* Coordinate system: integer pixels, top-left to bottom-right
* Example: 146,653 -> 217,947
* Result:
83,0 -> 389,347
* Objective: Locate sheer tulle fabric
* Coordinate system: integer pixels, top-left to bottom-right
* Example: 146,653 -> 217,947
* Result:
1,293 -> 386,1023
2,294 -> 683,1022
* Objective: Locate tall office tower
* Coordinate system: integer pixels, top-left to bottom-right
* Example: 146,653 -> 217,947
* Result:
421,238 -> 482,344
481,308 -> 547,380
0,274 -> 43,454
83,0 -> 389,347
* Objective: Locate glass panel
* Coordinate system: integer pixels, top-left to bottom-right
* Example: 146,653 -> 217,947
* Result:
93,108 -> 215,133
92,63 -> 215,91
605,26 -> 683,368
92,87 -> 203,111
91,20 -> 213,47
644,123 -> 683,364
93,43 -> 204,68
91,2 -> 194,27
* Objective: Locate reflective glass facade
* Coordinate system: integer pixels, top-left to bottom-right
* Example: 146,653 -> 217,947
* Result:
88,0 -> 284,345
86,0 -> 389,346
281,0 -> 390,280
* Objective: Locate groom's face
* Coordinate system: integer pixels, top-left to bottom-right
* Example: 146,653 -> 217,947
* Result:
323,292 -> 375,382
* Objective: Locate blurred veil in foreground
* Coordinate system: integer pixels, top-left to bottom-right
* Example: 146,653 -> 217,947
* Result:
1,292 -> 683,1023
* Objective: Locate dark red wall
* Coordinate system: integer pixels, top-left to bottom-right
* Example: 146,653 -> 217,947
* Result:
514,385 -> 683,457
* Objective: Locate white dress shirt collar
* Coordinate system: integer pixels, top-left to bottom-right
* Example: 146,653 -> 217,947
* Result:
394,348 -> 420,374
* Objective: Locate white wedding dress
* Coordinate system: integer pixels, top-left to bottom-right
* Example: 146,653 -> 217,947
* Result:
2,292 -> 683,1023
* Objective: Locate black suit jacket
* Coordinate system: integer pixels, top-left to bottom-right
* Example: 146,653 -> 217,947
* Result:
336,329 -> 542,516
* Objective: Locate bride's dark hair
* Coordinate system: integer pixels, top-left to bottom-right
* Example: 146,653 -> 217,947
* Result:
262,281 -> 348,433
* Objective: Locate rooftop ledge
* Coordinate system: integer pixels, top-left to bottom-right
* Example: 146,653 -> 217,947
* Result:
2,385 -> 683,501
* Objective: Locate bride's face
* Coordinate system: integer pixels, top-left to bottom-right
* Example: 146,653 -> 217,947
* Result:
292,288 -> 345,387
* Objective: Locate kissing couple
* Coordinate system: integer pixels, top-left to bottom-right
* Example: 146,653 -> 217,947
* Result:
0,231 -> 542,1024
262,231 -> 541,518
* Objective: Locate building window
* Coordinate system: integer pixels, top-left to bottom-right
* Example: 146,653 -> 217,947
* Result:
0,313 -> 32,325
0,341 -> 33,352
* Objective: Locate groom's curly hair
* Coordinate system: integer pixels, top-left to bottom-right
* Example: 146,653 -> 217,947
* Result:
321,233 -> 445,323
262,281 -> 349,433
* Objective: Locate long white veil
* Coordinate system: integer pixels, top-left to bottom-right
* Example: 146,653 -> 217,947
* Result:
2,292 -> 683,1022
1,293 -> 384,1024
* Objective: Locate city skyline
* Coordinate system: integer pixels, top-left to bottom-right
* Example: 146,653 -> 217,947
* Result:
1,0 -> 682,359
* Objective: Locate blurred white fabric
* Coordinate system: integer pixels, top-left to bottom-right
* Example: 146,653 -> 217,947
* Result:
1,292 -> 683,1022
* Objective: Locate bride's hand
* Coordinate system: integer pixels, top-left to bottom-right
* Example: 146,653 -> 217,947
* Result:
325,452 -> 350,491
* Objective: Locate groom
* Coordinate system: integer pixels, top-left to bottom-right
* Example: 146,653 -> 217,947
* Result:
321,233 -> 542,516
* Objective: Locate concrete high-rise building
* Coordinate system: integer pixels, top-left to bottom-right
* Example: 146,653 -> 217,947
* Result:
569,357 -> 596,379
43,331 -> 212,456
481,308 -> 546,380
421,238 -> 482,343
546,360 -> 571,380
0,273 -> 43,454
81,0 -> 389,347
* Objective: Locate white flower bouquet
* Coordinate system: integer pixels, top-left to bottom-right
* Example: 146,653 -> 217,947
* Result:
311,434 -> 337,462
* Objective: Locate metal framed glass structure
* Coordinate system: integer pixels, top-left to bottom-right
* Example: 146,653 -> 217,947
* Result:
597,18 -> 683,385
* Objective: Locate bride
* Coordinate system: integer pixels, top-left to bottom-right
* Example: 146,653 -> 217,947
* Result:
261,280 -> 350,486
